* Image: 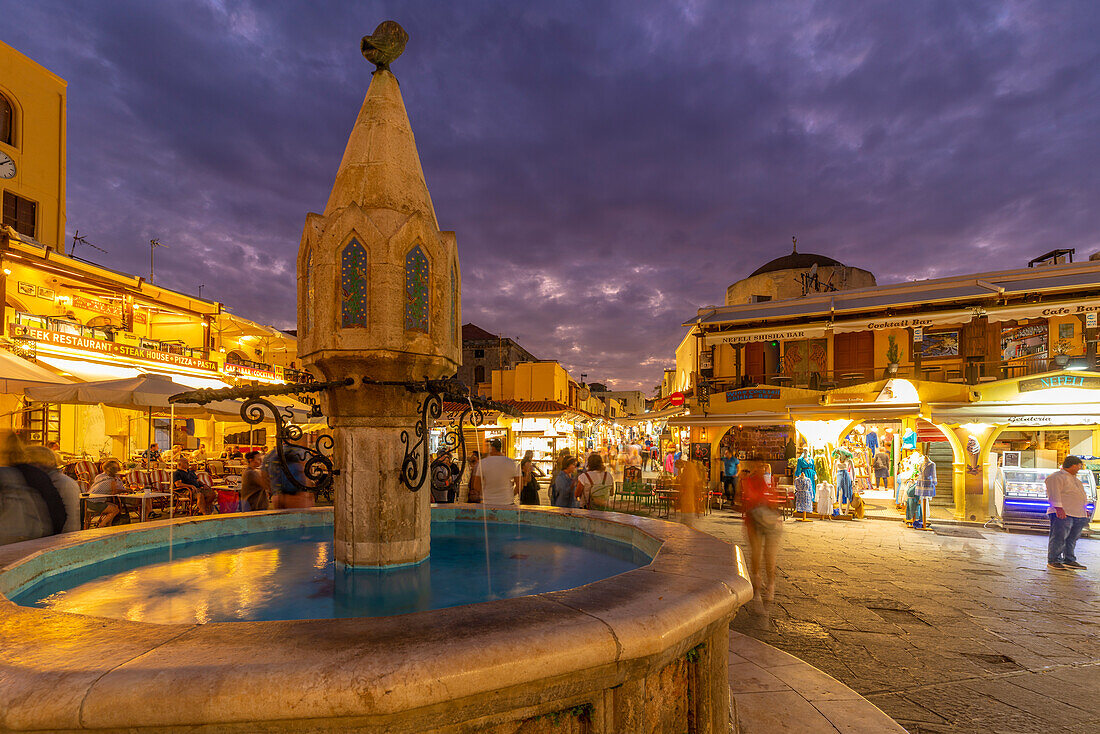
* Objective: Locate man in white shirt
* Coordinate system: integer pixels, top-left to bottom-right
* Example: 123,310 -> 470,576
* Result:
1045,455 -> 1090,571
476,438 -> 521,506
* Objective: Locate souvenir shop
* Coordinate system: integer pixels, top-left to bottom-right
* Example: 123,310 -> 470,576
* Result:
790,416 -> 948,527
714,424 -> 796,486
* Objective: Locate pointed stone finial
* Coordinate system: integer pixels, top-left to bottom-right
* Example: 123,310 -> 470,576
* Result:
361,21 -> 408,71
792,236 -> 798,254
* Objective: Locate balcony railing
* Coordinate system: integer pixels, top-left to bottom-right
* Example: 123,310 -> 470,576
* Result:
701,354 -> 1097,394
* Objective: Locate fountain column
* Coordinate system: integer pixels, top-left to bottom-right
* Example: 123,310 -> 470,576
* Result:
296,24 -> 460,567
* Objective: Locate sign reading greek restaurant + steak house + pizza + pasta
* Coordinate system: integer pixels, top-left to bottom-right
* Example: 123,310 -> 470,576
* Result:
11,324 -> 218,372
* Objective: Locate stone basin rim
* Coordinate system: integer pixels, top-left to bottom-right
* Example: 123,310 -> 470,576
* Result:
0,505 -> 752,731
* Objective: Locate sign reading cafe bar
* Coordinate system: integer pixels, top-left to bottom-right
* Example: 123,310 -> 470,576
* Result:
11,324 -> 218,372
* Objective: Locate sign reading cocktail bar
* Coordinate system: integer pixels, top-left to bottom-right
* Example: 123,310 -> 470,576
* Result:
1018,374 -> 1100,392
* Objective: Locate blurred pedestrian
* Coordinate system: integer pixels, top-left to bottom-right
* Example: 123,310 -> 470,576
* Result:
551,456 -> 578,508
576,453 -> 615,510
1046,455 -> 1090,571
720,447 -> 739,503
675,458 -> 703,527
466,451 -> 482,503
741,460 -> 783,603
0,434 -> 68,543
430,451 -> 460,503
476,438 -> 521,506
239,450 -> 269,511
519,451 -> 541,505
23,445 -> 80,533
264,445 -> 315,509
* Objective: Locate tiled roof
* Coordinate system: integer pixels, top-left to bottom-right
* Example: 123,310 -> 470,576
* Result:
500,400 -> 600,419
461,323 -> 498,341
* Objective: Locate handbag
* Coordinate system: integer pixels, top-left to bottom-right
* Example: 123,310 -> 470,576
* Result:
750,504 -> 782,535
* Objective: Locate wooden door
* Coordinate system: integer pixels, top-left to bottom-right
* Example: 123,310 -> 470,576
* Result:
745,342 -> 766,385
834,331 -> 875,380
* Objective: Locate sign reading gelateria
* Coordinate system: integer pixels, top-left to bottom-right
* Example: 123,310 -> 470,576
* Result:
1018,374 -> 1100,392
11,324 -> 217,372
1007,415 -> 1100,426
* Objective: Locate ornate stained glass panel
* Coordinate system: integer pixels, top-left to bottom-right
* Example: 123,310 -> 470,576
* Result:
405,244 -> 429,332
450,262 -> 458,341
340,239 -> 368,328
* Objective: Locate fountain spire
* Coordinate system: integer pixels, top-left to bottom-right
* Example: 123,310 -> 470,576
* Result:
298,22 -> 460,568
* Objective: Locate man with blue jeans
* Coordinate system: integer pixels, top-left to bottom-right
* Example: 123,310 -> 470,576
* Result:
721,447 -> 740,502
1045,455 -> 1090,571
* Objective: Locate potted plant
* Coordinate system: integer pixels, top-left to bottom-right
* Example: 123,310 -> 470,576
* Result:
886,335 -> 902,374
1051,338 -> 1072,368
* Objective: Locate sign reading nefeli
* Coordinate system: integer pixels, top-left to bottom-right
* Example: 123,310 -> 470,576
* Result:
1018,374 -> 1100,392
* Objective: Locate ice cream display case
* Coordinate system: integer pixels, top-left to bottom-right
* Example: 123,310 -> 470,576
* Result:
1002,467 -> 1097,533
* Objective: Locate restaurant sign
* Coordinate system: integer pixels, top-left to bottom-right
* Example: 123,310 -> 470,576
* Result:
11,324 -> 217,372
1018,375 -> 1100,392
224,362 -> 278,380
725,388 -> 780,402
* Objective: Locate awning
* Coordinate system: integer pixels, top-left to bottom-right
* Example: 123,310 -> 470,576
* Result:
668,411 -> 791,427
983,298 -> 1100,324
0,349 -> 72,393
929,402 -> 1100,426
786,402 -> 922,420
831,310 -> 974,334
704,323 -> 829,346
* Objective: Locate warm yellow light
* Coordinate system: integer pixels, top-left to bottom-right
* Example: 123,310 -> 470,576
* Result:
962,422 -> 992,436
796,419 -> 851,448
2,269 -> 10,275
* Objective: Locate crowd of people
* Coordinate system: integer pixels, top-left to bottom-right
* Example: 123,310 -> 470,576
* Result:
0,434 -> 319,547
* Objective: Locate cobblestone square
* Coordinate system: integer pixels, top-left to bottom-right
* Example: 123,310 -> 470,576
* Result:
696,513 -> 1100,733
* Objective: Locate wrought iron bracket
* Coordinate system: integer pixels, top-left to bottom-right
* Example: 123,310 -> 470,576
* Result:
393,377 -> 520,493
170,379 -> 350,498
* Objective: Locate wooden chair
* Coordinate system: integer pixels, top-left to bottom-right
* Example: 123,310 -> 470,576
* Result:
66,460 -> 99,484
207,460 -> 225,478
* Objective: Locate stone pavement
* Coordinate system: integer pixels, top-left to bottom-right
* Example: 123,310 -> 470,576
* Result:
695,512 -> 1100,734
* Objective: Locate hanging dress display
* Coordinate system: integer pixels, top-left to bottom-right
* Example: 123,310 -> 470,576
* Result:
915,459 -> 937,497
865,430 -> 879,455
815,481 -> 834,515
794,454 -> 817,500
793,474 -> 814,512
901,428 -> 917,449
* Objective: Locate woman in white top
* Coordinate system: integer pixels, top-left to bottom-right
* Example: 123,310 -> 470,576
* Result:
575,453 -> 616,510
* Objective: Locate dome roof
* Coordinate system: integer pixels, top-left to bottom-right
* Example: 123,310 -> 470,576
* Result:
750,251 -> 842,277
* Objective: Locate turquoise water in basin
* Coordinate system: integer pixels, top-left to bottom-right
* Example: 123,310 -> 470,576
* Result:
10,521 -> 650,624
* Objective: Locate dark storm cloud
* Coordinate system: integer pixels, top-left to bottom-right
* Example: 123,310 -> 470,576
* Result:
3,0 -> 1099,390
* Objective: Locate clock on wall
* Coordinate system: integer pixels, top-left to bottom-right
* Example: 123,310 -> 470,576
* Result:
0,151 -> 15,179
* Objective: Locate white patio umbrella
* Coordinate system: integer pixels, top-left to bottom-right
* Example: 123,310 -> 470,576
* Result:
23,374 -> 244,416
0,349 -> 73,393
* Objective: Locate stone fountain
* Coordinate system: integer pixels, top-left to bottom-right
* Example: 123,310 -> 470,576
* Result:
0,23 -> 753,733
296,21 -> 456,569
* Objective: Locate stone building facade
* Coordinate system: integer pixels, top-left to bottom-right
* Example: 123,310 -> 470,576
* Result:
458,322 -> 537,388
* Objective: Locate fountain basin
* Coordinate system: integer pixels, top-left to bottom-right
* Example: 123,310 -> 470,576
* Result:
0,506 -> 751,733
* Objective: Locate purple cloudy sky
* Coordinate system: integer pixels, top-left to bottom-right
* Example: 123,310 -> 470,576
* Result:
3,1 -> 1099,391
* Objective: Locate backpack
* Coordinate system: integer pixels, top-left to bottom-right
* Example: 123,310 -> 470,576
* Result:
578,470 -> 614,510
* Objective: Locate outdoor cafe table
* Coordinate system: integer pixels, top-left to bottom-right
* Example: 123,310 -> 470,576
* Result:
654,488 -> 679,519
223,463 -> 247,476
79,491 -> 172,525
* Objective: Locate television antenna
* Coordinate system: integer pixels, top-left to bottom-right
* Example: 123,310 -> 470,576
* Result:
70,230 -> 107,258
149,238 -> 167,284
